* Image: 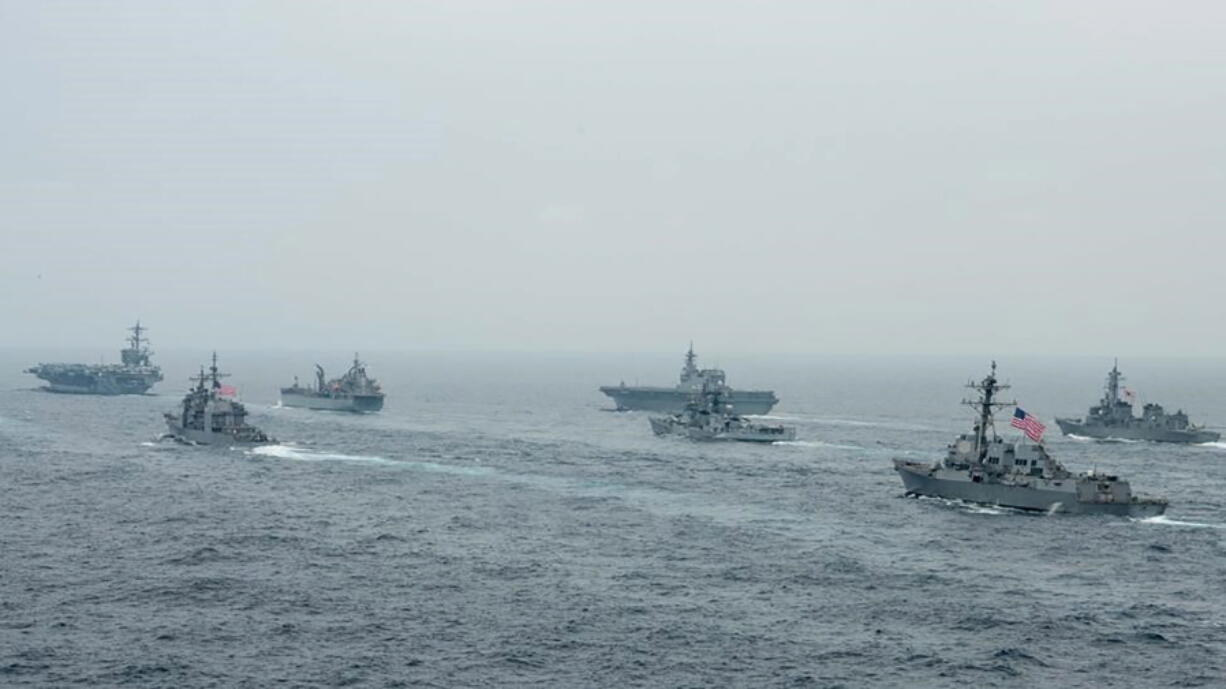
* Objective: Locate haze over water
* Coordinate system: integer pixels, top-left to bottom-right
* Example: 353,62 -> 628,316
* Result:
3,1 -> 1226,686
3,351 -> 1226,686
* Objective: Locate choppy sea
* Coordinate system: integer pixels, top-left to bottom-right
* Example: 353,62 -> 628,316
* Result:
2,350 -> 1224,687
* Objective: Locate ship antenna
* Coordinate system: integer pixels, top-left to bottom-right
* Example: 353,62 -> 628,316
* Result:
963,360 -> 1015,461
207,351 -> 229,388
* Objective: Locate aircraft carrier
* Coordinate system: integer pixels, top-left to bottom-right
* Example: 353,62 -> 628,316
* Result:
25,321 -> 163,395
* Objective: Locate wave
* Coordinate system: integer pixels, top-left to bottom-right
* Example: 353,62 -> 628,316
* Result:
1133,515 -> 1226,529
1196,441 -> 1226,451
773,440 -> 865,450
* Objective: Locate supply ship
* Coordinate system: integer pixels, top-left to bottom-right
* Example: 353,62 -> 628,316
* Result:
280,354 -> 385,412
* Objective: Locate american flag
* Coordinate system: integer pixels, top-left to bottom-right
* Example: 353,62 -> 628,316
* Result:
1011,407 -> 1045,442
217,384 -> 238,397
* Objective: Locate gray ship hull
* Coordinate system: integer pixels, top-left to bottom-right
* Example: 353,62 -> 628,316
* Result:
28,369 -> 161,395
894,460 -> 1166,518
600,386 -> 777,414
280,390 -> 384,412
1055,418 -> 1219,444
163,417 -> 273,446
648,416 -> 796,442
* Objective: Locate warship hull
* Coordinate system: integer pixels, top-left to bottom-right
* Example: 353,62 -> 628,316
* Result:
1055,418 -> 1219,444
649,416 -> 796,442
894,460 -> 1166,517
280,390 -> 384,412
27,368 -> 161,395
164,415 -> 273,446
601,386 -> 777,414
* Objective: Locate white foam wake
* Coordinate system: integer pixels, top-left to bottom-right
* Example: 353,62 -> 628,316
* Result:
1134,515 -> 1226,529
1196,441 -> 1226,451
749,414 -> 802,421
247,444 -> 496,477
248,444 -> 395,465
773,440 -> 865,450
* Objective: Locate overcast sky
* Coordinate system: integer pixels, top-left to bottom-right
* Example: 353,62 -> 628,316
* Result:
2,1 -> 1223,355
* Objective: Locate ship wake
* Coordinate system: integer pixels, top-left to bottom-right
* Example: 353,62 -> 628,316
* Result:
773,440 -> 865,450
1133,515 -> 1226,529
249,444 -> 397,466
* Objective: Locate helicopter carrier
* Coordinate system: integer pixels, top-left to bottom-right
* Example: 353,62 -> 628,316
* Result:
600,345 -> 778,414
25,321 -> 163,394
894,363 -> 1167,517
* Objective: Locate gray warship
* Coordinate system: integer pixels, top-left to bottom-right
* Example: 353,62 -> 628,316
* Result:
1054,361 -> 1219,444
600,345 -> 778,414
650,380 -> 796,442
25,321 -> 163,394
163,353 -> 274,445
894,363 -> 1167,517
280,354 -> 384,412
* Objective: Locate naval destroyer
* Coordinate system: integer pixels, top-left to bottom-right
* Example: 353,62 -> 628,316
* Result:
600,345 -> 778,414
650,380 -> 796,442
894,363 -> 1167,517
25,321 -> 163,394
163,353 -> 274,445
280,354 -> 384,412
1054,361 -> 1219,444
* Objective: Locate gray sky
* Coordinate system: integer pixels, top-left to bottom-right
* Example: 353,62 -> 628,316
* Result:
3,1 -> 1224,355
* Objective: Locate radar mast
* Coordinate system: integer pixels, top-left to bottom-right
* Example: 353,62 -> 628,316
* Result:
962,361 -> 1016,460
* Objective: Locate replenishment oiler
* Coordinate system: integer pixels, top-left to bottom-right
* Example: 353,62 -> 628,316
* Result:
650,380 -> 796,442
280,354 -> 384,412
1054,360 -> 1219,444
25,321 -> 163,394
163,353 -> 273,445
600,344 -> 778,414
893,363 -> 1167,517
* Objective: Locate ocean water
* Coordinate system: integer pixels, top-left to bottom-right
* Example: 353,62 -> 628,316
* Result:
2,351 -> 1224,687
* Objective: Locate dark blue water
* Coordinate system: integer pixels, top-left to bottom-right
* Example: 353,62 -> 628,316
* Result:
2,351 -> 1224,687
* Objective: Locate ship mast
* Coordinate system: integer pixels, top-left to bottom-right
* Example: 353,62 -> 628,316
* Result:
207,351 -> 229,390
962,361 -> 1016,460
682,342 -> 698,379
128,320 -> 145,351
1105,358 -> 1123,406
